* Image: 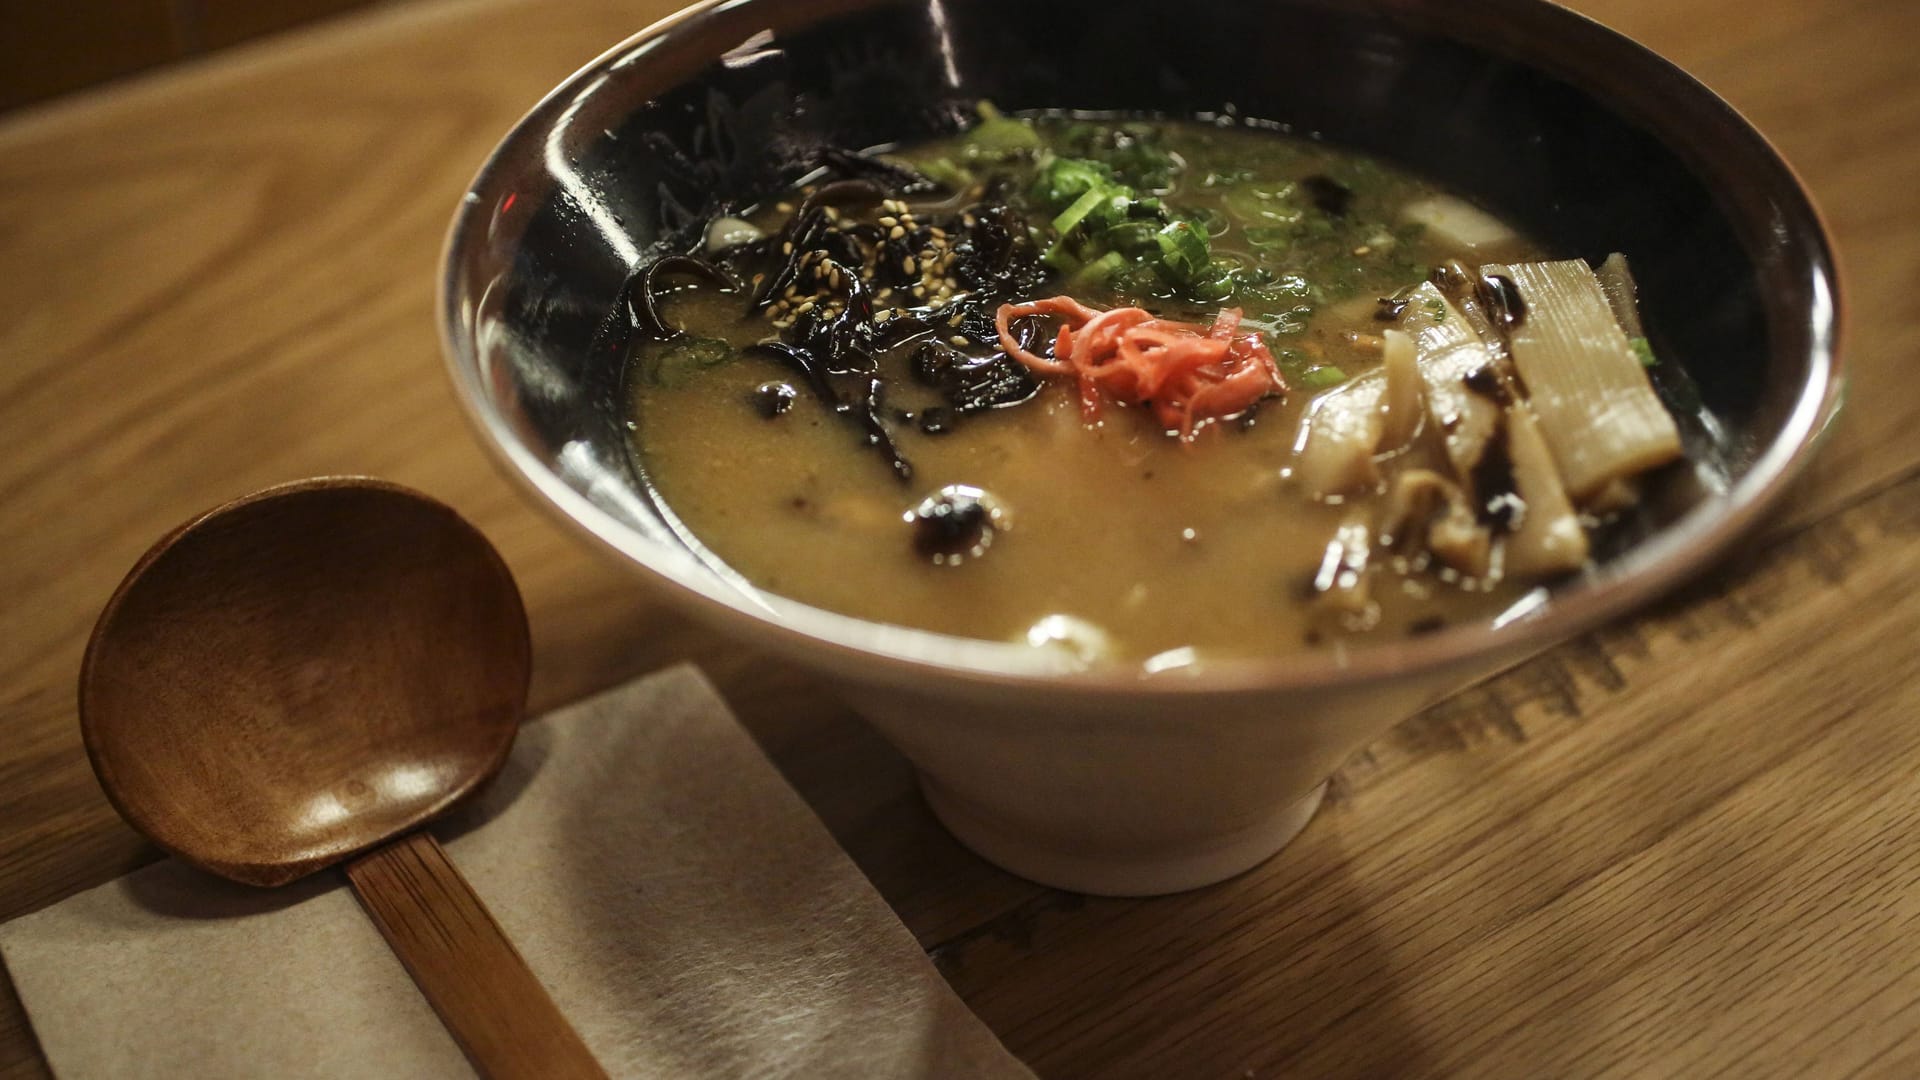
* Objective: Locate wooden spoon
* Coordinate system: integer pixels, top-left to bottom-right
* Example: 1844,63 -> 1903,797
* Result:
79,477 -> 605,1080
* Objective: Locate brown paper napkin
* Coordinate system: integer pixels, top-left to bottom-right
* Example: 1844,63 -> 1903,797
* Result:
0,665 -> 1032,1079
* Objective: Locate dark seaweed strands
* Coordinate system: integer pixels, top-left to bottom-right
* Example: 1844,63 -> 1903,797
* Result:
816,147 -> 944,198
748,179 -> 885,314
623,151 -> 1054,482
737,179 -> 916,481
624,219 -> 926,482
625,255 -> 739,340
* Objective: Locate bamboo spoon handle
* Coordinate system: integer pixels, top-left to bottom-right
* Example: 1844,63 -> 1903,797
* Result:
346,831 -> 607,1080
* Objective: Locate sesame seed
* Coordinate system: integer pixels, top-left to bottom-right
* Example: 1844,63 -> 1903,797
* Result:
950,335 -> 969,346
776,201 -> 794,213
795,299 -> 816,314
878,216 -> 898,228
889,226 -> 906,240
902,257 -> 916,274
1353,245 -> 1371,256
781,241 -> 793,255
947,314 -> 963,325
912,285 -> 927,298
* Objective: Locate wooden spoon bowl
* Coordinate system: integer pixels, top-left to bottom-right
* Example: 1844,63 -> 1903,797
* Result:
81,477 -> 603,1079
82,477 -> 527,885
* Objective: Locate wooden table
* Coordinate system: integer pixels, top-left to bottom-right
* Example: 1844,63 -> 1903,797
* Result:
2,0 -> 1916,1075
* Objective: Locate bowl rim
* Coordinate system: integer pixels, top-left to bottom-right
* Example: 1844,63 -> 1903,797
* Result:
438,0 -> 1845,700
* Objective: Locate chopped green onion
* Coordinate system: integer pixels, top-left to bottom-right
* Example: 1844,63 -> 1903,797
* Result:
1628,336 -> 1658,367
1029,152 -> 1239,304
1101,220 -> 1162,257
1177,205 -> 1231,237
1070,251 -> 1128,289
1084,192 -> 1135,233
1041,238 -> 1083,273
1052,188 -> 1109,237
968,117 -> 1041,155
1302,365 -> 1349,389
1109,263 -> 1164,296
1032,157 -> 1116,212
1188,272 -> 1237,304
1154,221 -> 1212,286
1060,123 -> 1182,191
963,101 -> 1041,158
918,157 -> 972,190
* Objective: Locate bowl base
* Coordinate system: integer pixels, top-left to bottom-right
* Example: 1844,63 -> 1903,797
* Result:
918,776 -> 1328,897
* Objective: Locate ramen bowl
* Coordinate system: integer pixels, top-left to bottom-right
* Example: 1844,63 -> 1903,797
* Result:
440,0 -> 1841,895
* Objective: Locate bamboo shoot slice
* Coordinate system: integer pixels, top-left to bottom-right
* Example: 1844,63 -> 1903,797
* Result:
1378,328 -> 1424,453
1291,330 -> 1426,499
1400,283 -> 1504,484
1402,195 -> 1521,255
1402,283 -> 1589,577
1595,252 -> 1645,339
1292,375 -> 1383,498
1376,469 -> 1493,578
1502,398 -> 1591,577
1483,259 -> 1682,500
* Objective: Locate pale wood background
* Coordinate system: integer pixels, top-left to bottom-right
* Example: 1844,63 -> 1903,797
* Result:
0,0 -> 399,112
1,0 -> 1917,1076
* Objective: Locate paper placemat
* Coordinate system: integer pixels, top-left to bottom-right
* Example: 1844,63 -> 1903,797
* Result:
0,665 -> 1032,1079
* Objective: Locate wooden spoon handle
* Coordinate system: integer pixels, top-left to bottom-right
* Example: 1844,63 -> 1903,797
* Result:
346,831 -> 607,1079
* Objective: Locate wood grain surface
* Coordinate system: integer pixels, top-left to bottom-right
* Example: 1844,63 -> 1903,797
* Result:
0,0 -> 389,113
1,0 -> 1916,1076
